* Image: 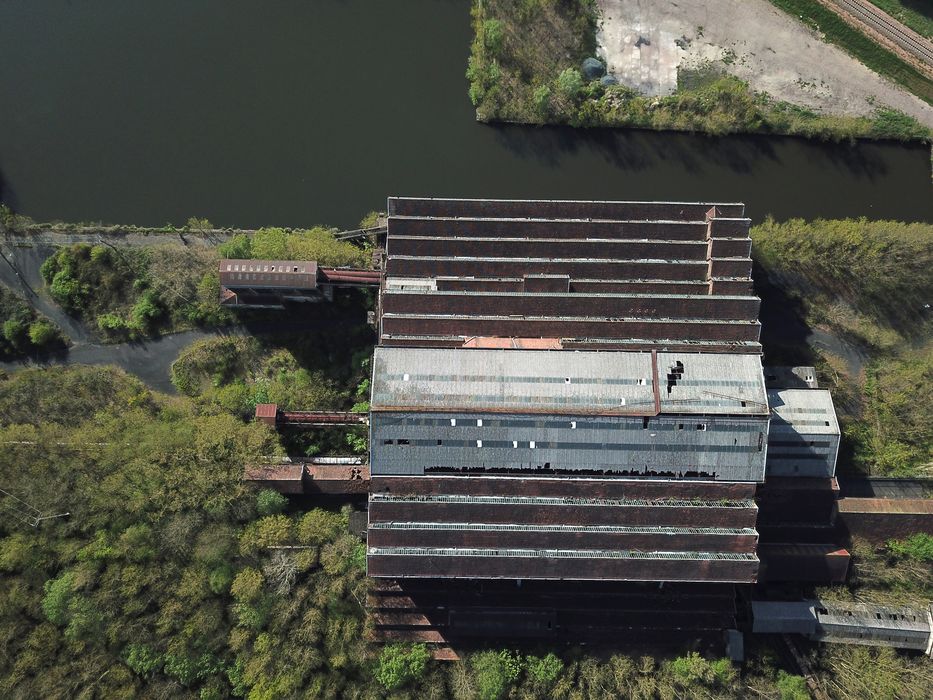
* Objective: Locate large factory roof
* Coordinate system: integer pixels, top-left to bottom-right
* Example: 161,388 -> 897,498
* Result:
379,196 -> 760,353
371,347 -> 767,416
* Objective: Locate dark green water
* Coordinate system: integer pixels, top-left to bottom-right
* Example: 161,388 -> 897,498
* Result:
1,0 -> 931,228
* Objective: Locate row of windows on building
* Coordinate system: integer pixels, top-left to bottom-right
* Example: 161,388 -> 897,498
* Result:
380,439 -> 762,453
378,416 -> 763,431
225,263 -> 307,273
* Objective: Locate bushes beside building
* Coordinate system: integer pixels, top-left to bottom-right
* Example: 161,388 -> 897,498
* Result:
218,226 -> 369,268
39,242 -> 231,340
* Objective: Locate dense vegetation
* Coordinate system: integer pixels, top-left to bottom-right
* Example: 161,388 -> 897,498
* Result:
39,242 -> 231,341
468,0 -> 932,141
751,218 -> 933,476
867,0 -> 933,39
170,317 -> 374,457
218,227 -> 369,268
0,285 -> 66,358
0,364 -> 838,700
767,0 -> 933,105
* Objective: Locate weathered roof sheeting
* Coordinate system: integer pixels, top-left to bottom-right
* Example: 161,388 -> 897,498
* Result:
367,475 -> 759,582
380,197 -> 759,352
371,346 -> 767,416
219,259 -> 318,289
768,389 -> 839,435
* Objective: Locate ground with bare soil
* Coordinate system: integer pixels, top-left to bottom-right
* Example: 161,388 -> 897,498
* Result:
596,0 -> 933,127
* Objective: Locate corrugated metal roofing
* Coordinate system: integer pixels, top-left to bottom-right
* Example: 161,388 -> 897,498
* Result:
767,389 -> 839,435
369,546 -> 758,561
658,352 -> 767,414
371,347 -> 767,416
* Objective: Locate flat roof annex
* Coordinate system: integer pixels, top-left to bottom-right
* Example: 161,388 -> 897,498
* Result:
767,389 -> 839,435
371,347 -> 767,416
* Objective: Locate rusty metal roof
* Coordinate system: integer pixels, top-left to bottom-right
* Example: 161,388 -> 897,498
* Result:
219,259 -> 318,289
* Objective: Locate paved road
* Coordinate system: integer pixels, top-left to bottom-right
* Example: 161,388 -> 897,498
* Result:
827,0 -> 933,72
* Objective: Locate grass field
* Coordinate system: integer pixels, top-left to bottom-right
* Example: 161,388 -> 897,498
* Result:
767,0 -> 933,105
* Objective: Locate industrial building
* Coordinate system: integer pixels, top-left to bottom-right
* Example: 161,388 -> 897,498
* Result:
219,258 -> 379,308
753,600 -> 933,656
367,197 -> 772,588
227,196 -> 932,655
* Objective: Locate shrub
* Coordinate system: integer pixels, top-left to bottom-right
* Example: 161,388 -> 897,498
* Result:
887,533 -> 933,562
777,671 -> 809,700
472,650 -> 513,700
125,644 -> 163,676
525,653 -> 563,685
556,67 -> 583,100
2,318 -> 28,350
256,489 -> 288,517
218,234 -> 252,259
375,643 -> 430,690
483,18 -> 504,56
42,571 -> 76,625
27,320 -> 60,348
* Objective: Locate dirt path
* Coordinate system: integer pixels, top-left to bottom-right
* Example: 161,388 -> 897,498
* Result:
596,0 -> 933,127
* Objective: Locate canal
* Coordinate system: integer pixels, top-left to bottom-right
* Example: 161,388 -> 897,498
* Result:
0,0 -> 931,229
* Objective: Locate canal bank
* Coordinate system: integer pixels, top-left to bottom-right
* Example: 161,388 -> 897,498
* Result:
0,0 -> 931,228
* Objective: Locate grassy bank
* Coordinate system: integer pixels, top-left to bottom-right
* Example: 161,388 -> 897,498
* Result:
468,1 -> 932,141
751,217 -> 933,476
767,0 -> 933,105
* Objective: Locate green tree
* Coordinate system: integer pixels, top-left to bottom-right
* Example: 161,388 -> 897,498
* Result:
533,84 -> 552,117
42,571 -> 76,626
2,318 -> 29,350
472,650 -> 513,700
525,652 -> 563,685
218,233 -> 252,259
27,320 -> 60,348
483,18 -> 504,56
777,671 -> 809,700
256,489 -> 288,517
375,643 -> 430,690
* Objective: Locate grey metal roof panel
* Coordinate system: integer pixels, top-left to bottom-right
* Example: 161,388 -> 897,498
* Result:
371,347 -> 655,414
371,347 -> 767,416
657,352 -> 768,415
767,389 -> 839,435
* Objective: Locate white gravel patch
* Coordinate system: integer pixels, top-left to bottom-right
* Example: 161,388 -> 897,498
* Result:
596,0 -> 933,127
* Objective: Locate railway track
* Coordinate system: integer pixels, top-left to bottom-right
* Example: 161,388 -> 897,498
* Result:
828,0 -> 933,70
